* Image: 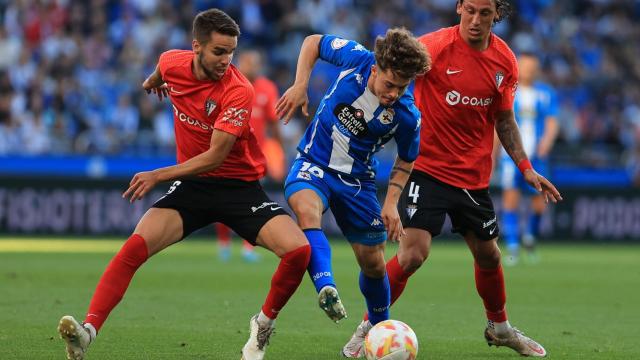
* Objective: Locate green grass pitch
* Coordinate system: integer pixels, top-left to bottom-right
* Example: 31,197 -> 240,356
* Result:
1,238 -> 639,359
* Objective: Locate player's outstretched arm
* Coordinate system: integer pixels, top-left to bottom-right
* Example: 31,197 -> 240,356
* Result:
142,63 -> 169,101
276,34 -> 322,124
536,115 -> 559,158
381,157 -> 414,242
122,130 -> 236,202
495,109 -> 562,203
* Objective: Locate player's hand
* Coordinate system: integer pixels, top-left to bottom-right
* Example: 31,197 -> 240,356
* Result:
123,171 -> 160,203
523,169 -> 563,203
142,80 -> 169,101
381,204 -> 405,242
276,84 -> 309,124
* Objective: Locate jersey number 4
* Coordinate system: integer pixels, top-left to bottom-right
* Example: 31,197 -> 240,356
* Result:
408,182 -> 420,203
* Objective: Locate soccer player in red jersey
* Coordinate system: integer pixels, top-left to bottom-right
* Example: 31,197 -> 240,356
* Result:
215,50 -> 284,263
57,9 -> 310,360
343,1 -> 562,358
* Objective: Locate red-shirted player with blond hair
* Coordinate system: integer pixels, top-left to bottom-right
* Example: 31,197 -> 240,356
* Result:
342,0 -> 562,358
57,9 -> 310,360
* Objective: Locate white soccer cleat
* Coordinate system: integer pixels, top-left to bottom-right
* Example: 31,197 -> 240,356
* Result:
485,325 -> 547,357
241,314 -> 275,360
318,285 -> 347,323
341,319 -> 372,358
58,315 -> 92,360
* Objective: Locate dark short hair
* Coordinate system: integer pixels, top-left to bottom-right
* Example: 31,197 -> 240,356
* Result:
458,0 -> 513,24
192,8 -> 240,44
374,27 -> 431,79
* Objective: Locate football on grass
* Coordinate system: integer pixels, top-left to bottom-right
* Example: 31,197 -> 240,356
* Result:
364,319 -> 419,360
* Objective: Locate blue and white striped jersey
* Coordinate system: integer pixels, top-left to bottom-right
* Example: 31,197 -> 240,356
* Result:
297,35 -> 421,179
502,82 -> 558,160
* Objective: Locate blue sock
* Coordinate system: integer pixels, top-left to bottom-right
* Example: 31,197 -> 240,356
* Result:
304,229 -> 335,293
359,271 -> 390,325
502,211 -> 519,254
527,213 -> 542,238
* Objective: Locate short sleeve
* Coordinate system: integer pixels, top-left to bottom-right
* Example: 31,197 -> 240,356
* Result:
394,107 -> 421,162
214,84 -> 255,137
498,64 -> 518,111
158,50 -> 181,80
319,35 -> 372,69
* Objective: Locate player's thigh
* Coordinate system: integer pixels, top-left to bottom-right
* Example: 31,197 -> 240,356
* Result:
219,182 -> 294,254
450,186 -> 499,241
502,188 -> 521,210
330,177 -> 386,245
134,207 -> 184,256
531,194 -> 547,213
397,227 -> 432,269
284,159 -> 331,228
463,230 -> 500,267
399,172 -> 449,237
256,215 -> 308,257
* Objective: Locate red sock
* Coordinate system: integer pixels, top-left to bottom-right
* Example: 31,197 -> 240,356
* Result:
242,240 -> 253,251
364,255 -> 414,321
261,244 -> 311,319
84,234 -> 149,331
216,223 -> 231,246
474,262 -> 508,322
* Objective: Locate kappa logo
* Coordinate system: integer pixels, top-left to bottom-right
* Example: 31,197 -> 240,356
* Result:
371,218 -> 382,226
331,38 -> 348,50
205,99 -> 217,116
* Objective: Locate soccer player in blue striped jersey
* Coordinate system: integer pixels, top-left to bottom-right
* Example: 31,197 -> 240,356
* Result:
498,52 -> 559,265
276,28 -> 430,332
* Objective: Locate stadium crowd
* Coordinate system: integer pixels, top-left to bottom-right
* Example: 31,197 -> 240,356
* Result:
0,0 -> 638,182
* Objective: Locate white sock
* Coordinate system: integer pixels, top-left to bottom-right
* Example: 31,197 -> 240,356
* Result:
488,320 -> 511,336
257,311 -> 275,327
83,323 -> 97,342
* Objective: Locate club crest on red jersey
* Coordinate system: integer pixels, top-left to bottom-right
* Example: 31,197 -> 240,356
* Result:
205,99 -> 217,116
495,71 -> 505,88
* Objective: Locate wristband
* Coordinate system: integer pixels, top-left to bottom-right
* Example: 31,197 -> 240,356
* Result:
517,159 -> 533,174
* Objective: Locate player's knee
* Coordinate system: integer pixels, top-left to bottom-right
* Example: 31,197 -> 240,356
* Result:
291,204 -> 322,229
362,261 -> 386,278
402,253 -> 427,273
476,248 -> 501,268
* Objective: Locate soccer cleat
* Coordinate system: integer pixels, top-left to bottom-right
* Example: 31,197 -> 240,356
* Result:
318,286 -> 347,322
219,245 -> 231,262
241,314 -> 275,360
242,249 -> 261,263
58,315 -> 92,360
485,325 -> 547,357
341,319 -> 372,358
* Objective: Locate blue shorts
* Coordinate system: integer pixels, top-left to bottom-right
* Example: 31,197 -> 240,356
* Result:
500,158 -> 549,195
284,156 -> 387,245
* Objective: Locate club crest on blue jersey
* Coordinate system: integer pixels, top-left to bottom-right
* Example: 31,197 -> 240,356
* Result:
205,99 -> 217,116
331,38 -> 348,49
377,108 -> 395,125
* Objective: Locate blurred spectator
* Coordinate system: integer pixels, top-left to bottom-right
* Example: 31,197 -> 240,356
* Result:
0,0 -> 637,181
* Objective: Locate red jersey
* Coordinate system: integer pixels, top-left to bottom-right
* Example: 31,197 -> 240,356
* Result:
158,50 -> 266,181
414,26 -> 518,189
249,76 -> 279,148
